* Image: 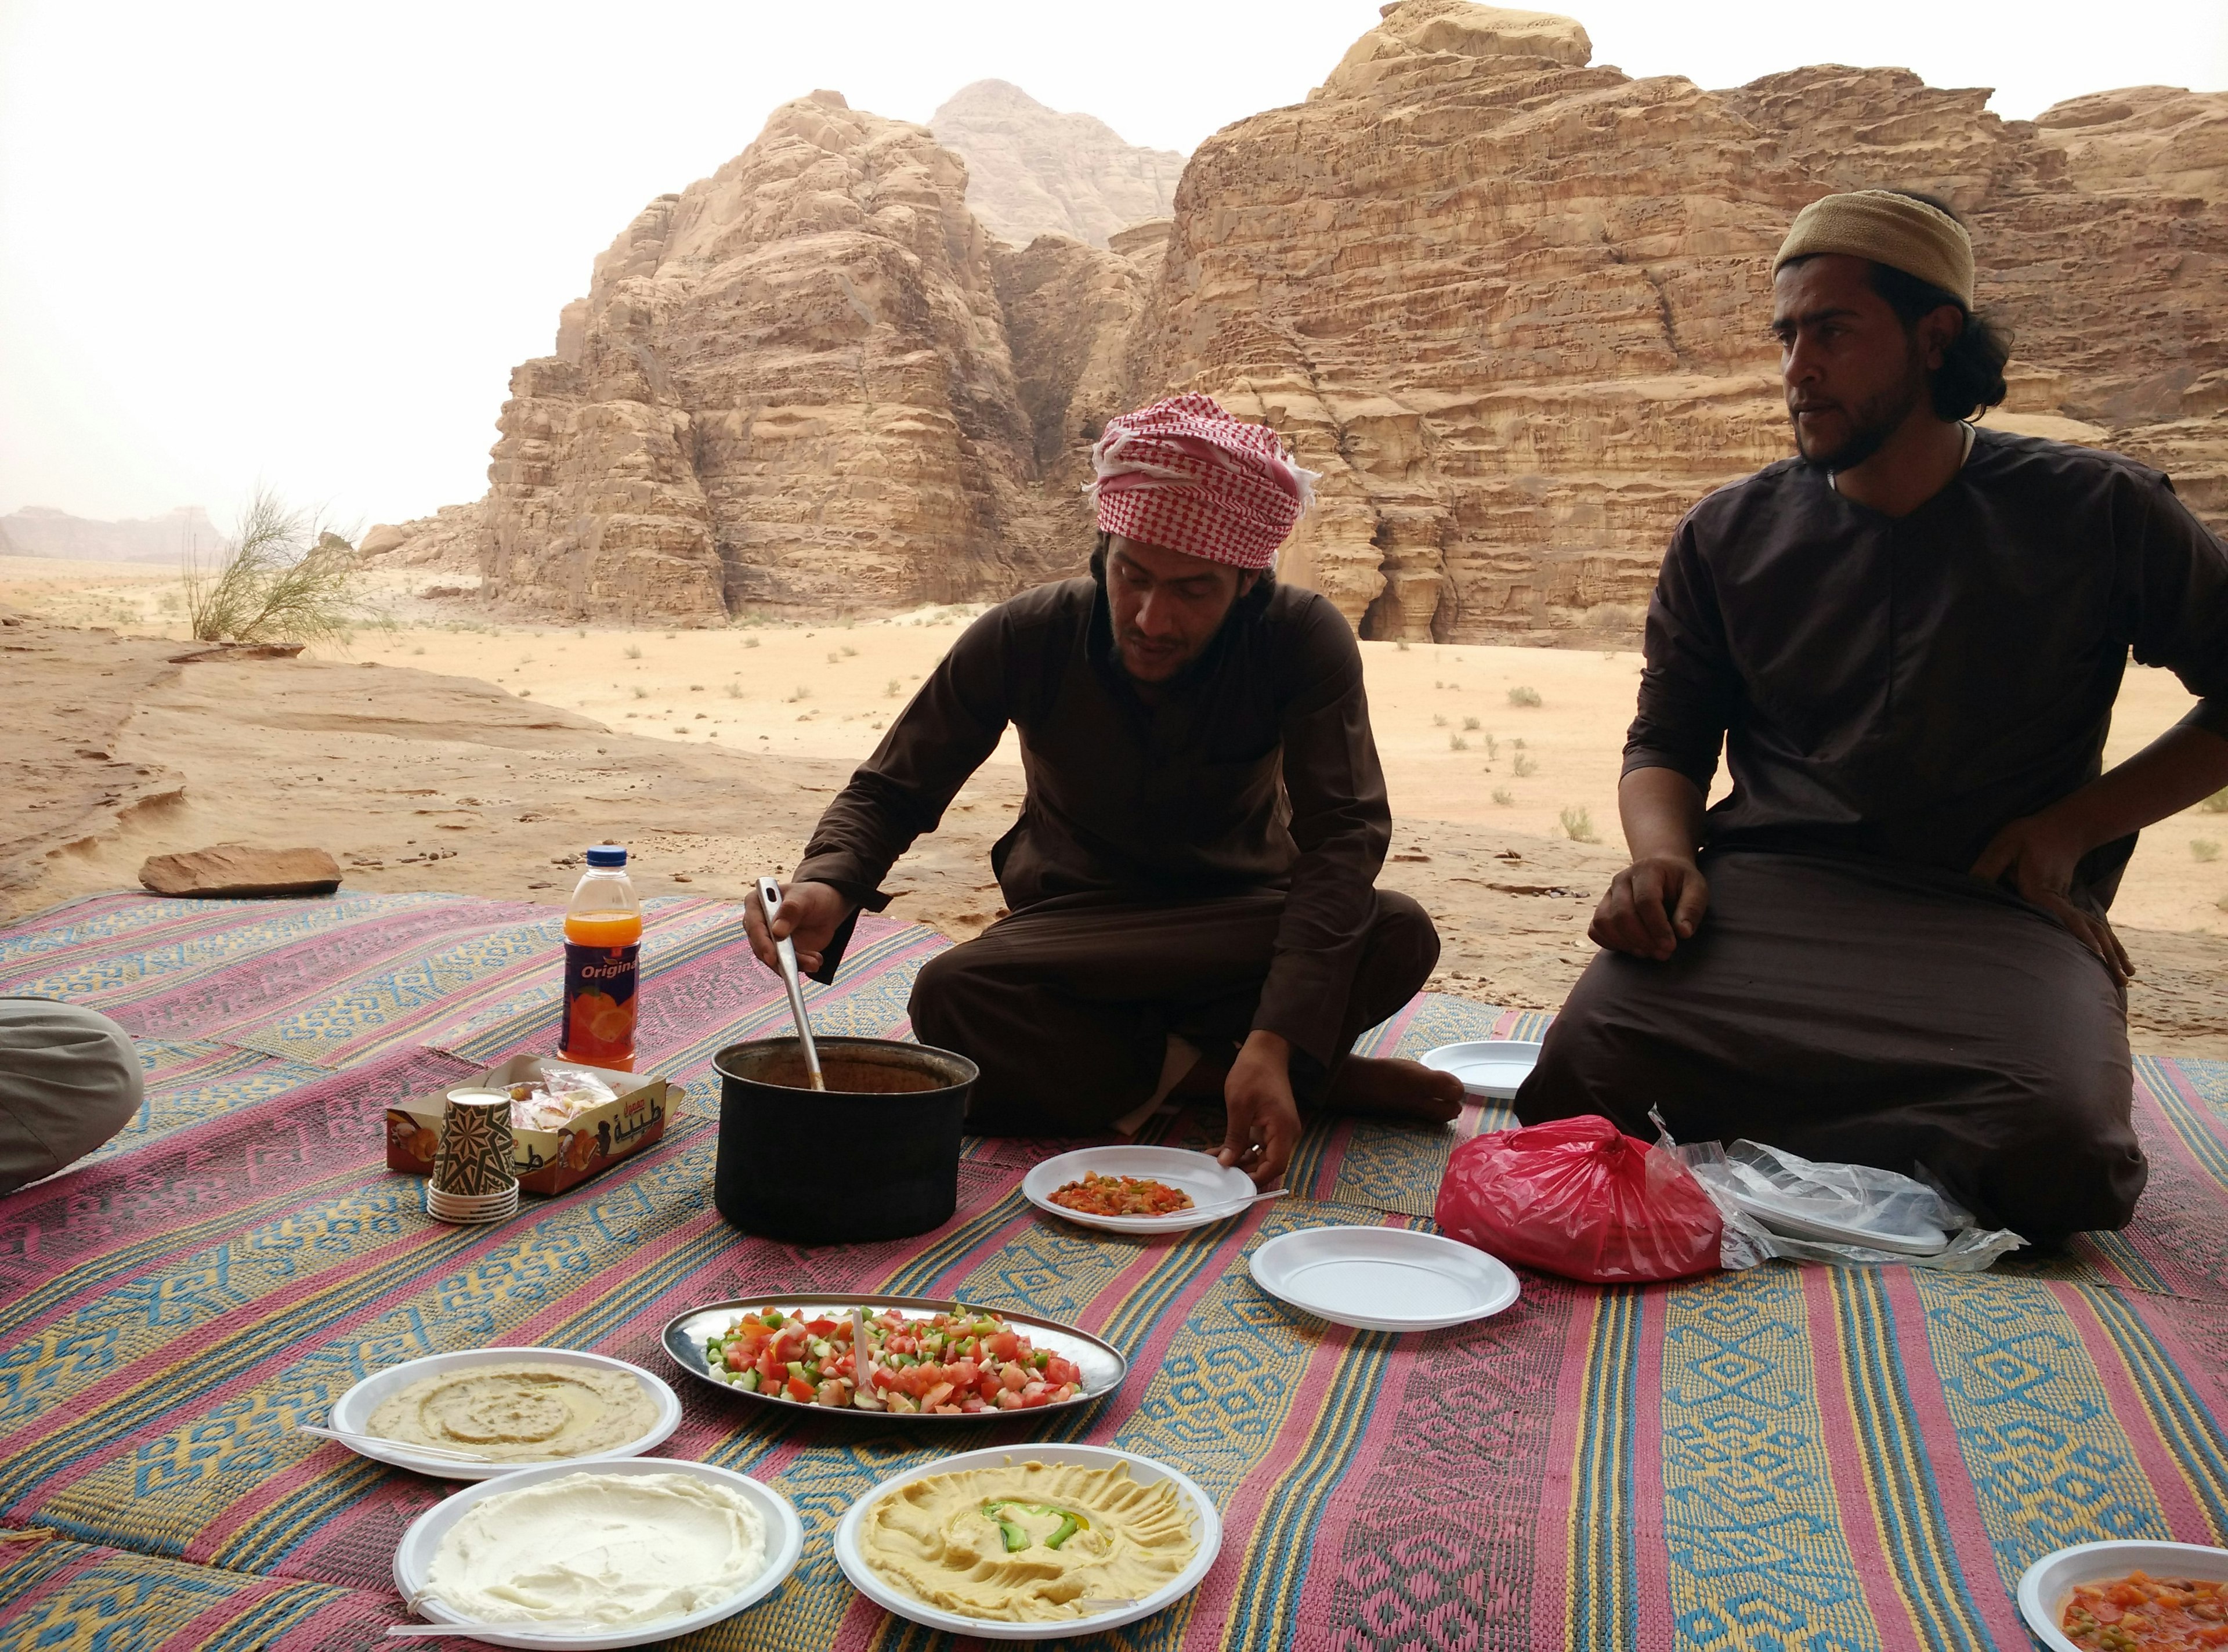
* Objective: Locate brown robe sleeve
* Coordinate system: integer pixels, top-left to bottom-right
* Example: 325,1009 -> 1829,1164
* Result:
790,609 -> 1014,980
1623,515 -> 1738,793
2120,473 -> 2228,739
1250,598 -> 1394,1067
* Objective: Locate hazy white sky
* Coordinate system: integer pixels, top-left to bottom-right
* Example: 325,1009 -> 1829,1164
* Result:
3,0 -> 2223,532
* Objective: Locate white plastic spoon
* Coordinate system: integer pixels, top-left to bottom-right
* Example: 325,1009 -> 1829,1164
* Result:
298,1423 -> 490,1464
1185,1188 -> 1291,1220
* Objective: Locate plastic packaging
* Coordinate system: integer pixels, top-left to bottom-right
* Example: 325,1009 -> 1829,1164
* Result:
561,846 -> 642,1071
1674,1136 -> 2026,1273
500,1064 -> 621,1132
1433,1114 -> 1723,1284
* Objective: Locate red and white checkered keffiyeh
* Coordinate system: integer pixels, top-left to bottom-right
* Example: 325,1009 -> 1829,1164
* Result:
1086,393 -> 1316,571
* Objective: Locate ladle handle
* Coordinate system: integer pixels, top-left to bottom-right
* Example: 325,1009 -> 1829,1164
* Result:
758,877 -> 826,1091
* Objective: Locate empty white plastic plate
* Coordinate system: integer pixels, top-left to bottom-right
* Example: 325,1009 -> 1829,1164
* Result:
2017,1539 -> 2228,1652
1249,1227 -> 1519,1333
1721,1184 -> 1950,1256
1419,1040 -> 1542,1101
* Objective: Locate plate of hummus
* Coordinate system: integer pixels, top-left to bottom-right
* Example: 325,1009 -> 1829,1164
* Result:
833,1444 -> 1220,1639
1022,1147 -> 1258,1235
331,1347 -> 680,1479
393,1456 -> 803,1649
661,1295 -> 1127,1423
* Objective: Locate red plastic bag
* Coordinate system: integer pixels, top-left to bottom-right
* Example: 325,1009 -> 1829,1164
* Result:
1434,1114 -> 1721,1283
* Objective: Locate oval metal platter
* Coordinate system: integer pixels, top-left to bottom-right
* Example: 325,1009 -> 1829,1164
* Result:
660,1293 -> 1128,1425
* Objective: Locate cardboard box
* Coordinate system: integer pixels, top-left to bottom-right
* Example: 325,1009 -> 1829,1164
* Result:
384,1054 -> 676,1195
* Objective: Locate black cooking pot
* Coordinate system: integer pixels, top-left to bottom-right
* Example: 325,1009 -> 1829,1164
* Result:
712,1036 -> 977,1243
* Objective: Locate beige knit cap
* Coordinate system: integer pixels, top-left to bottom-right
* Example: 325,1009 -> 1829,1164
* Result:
1773,190 -> 1975,308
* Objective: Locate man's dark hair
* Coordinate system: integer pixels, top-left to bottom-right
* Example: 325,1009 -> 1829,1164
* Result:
1786,189 -> 2014,423
1091,532 -> 1276,625
1868,191 -> 2012,422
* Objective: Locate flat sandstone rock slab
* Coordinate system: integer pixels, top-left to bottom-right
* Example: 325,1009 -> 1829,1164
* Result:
139,844 -> 342,898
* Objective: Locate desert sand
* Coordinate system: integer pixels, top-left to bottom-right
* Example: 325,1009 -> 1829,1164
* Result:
6,554 -> 2226,1057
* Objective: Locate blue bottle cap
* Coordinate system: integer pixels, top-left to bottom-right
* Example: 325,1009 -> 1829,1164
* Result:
584,845 -> 627,867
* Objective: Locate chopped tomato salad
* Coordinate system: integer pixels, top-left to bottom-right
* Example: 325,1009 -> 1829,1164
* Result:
1050,1172 -> 1195,1217
705,1306 -> 1085,1414
2062,1572 -> 2228,1650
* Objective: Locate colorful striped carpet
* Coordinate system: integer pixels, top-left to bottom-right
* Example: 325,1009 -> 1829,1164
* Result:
2,890 -> 2225,1650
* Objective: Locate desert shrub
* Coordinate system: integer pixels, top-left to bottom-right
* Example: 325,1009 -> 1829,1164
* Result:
1449,734 -> 1469,751
1508,685 -> 1542,708
886,678 -> 902,697
1492,787 -> 1515,805
787,685 -> 811,703
1462,717 -> 1481,731
2201,789 -> 2228,814
1395,639 -> 1410,652
182,487 -> 366,645
2194,840 -> 2222,863
624,644 -> 643,660
1561,805 -> 1599,843
1512,753 -> 1538,777
724,681 -> 743,699
744,637 -> 760,649
689,684 -> 704,692
827,650 -> 841,664
1433,714 -> 1448,728
631,686 -> 648,700
841,645 -> 858,657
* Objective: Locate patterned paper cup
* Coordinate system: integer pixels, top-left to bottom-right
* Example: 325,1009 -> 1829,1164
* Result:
425,1184 -> 519,1225
431,1093 -> 516,1197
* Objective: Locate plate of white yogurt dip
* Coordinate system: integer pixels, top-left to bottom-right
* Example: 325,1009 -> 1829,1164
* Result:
331,1346 -> 681,1480
392,1456 -> 803,1649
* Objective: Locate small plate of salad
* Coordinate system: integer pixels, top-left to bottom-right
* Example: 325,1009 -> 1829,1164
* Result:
660,1294 -> 1129,1422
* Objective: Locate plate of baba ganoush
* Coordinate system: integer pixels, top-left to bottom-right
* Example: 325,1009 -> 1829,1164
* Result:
328,1346 -> 681,1480
392,1455 -> 803,1649
833,1443 -> 1221,1639
661,1293 -> 1127,1422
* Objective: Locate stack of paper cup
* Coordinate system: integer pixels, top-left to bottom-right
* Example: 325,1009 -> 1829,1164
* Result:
426,1088 -> 519,1224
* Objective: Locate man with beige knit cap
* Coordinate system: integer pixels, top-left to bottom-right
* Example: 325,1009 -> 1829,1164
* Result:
1517,189 -> 2228,1246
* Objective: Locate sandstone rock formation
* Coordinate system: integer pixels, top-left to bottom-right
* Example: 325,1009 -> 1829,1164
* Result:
930,80 -> 1185,249
139,844 -> 342,898
0,505 -> 219,564
381,5 -> 2227,643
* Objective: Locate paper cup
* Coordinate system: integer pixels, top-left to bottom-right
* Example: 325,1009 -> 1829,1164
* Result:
432,1093 -> 516,1197
425,1184 -> 518,1225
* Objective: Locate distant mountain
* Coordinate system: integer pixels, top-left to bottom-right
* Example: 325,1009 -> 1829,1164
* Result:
0,505 -> 218,564
930,79 -> 1184,249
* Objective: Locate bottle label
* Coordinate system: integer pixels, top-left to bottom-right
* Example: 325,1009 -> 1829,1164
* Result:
562,942 -> 639,1067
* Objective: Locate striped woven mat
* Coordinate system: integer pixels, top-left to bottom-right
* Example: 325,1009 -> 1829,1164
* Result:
2,890 -> 2225,1650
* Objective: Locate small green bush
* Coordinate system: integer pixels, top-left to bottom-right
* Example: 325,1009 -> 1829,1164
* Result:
2201,789 -> 2228,814
1561,805 -> 1599,843
1462,717 -> 1481,731
1508,685 -> 1543,708
624,644 -> 643,660
1512,754 -> 1538,777
2193,840 -> 2222,863
1492,787 -> 1515,806
1449,735 -> 1469,751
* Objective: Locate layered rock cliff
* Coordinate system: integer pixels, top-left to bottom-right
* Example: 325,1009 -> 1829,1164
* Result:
930,80 -> 1185,249
368,5 -> 2228,642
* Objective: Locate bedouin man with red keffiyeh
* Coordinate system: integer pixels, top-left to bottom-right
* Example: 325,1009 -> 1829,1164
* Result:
746,393 -> 1464,1187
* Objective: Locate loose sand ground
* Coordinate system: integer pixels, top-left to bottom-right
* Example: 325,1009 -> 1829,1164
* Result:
6,554 -> 2226,1055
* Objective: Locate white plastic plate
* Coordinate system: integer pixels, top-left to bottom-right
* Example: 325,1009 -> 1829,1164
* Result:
392,1456 -> 802,1650
1249,1226 -> 1520,1332
329,1346 -> 680,1480
833,1443 -> 1220,1640
2017,1539 -> 2228,1652
1419,1040 -> 1542,1101
1022,1146 -> 1257,1235
1721,1184 -> 1950,1256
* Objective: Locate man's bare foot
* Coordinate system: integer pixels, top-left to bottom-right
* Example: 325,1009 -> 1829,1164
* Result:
1322,1056 -> 1464,1123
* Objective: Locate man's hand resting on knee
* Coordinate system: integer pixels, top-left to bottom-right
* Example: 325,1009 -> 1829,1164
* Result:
1591,768 -> 1713,960
1218,1030 -> 1300,1188
744,879 -> 855,978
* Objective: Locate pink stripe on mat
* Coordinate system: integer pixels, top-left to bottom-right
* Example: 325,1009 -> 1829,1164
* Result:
1802,1268 -> 1924,1652
1530,1289 -> 1600,1649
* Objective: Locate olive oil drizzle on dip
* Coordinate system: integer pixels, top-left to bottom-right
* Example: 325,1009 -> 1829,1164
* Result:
368,1361 -> 656,1462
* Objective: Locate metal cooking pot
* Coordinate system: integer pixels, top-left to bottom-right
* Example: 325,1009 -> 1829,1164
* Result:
712,1036 -> 977,1243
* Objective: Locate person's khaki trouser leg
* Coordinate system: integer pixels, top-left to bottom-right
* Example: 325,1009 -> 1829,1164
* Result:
0,998 -> 144,1194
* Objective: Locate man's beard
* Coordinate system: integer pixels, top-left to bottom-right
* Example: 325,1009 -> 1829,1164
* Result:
1790,346 -> 1929,472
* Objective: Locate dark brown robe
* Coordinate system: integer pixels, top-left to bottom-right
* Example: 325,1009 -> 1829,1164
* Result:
1521,429 -> 2228,1244
794,572 -> 1438,1130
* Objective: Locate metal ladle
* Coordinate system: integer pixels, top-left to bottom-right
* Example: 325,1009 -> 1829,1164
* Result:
758,877 -> 826,1091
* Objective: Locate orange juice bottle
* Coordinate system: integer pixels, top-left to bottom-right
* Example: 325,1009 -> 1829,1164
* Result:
560,845 -> 642,1071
